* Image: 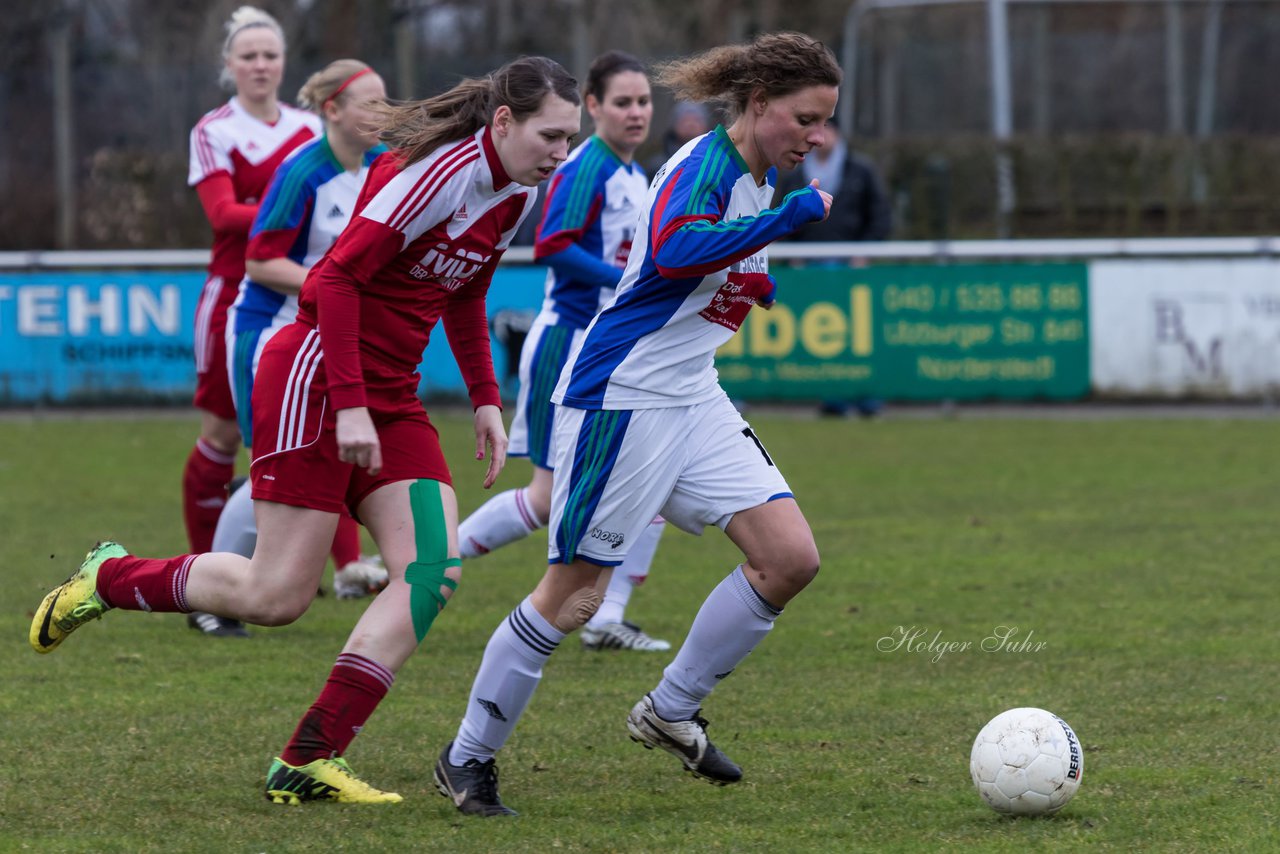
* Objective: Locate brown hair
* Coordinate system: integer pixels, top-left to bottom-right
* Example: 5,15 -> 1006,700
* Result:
655,32 -> 841,120
374,56 -> 580,166
296,59 -> 373,112
585,51 -> 647,103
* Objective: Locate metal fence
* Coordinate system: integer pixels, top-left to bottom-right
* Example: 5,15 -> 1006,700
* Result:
6,1 -> 1280,249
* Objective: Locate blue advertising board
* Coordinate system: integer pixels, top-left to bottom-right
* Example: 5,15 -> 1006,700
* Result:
0,271 -> 197,404
0,267 -> 547,406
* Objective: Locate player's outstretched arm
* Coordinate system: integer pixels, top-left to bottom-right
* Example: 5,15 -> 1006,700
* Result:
650,177 -> 826,280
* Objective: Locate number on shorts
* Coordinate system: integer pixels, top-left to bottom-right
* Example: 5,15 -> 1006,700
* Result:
741,426 -> 774,467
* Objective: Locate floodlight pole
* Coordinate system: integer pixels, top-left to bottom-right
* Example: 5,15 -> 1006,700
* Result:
987,0 -> 1015,237
567,0 -> 591,90
393,1 -> 417,101
842,0 -> 1016,236
1195,0 -> 1225,140
1164,0 -> 1186,134
51,1 -> 78,249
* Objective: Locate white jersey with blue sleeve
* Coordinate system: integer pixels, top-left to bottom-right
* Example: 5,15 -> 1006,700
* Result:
233,136 -> 386,332
551,126 -> 825,411
507,136 -> 648,466
532,135 -> 648,328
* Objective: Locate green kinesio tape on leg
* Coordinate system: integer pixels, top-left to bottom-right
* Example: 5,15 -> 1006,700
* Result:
404,479 -> 460,642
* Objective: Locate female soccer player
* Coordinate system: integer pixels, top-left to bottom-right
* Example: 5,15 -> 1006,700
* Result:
434,32 -> 840,816
457,51 -> 670,653
184,6 -> 320,634
30,56 -> 583,806
215,59 -> 392,603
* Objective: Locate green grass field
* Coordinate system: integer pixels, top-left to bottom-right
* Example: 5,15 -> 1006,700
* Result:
2,409 -> 1278,852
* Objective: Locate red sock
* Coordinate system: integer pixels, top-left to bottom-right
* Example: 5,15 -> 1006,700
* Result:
330,513 -> 361,570
97,555 -> 196,613
182,439 -> 235,553
281,653 -> 394,765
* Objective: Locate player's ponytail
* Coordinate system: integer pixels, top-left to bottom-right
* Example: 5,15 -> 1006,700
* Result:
218,6 -> 286,91
297,59 -> 374,114
656,32 -> 840,120
375,56 -> 580,166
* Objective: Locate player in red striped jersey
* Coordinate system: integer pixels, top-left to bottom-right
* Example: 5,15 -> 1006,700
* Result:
30,57 -> 582,806
183,6 -> 321,636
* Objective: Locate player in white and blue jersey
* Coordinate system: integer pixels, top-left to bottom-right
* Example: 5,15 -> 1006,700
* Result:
437,33 -> 841,815
455,52 -> 672,653
216,59 -> 391,604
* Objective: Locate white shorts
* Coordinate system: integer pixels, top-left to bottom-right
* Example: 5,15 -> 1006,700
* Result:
507,315 -> 583,469
547,393 -> 792,566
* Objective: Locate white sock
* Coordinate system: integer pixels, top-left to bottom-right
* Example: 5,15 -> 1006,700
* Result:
211,480 -> 256,558
586,517 -> 665,628
451,596 -> 565,764
457,488 -> 543,559
649,565 -> 780,721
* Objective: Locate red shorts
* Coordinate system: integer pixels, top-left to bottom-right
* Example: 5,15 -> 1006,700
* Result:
192,273 -> 237,420
248,323 -> 452,516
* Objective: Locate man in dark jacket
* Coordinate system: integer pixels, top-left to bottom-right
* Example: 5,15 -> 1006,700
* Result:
773,117 -> 891,242
772,118 -> 891,418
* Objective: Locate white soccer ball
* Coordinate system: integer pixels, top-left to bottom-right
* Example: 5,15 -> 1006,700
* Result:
970,707 -> 1083,815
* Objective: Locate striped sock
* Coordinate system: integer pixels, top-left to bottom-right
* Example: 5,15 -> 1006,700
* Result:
650,565 -> 781,721
450,596 -> 564,764
457,488 -> 542,559
182,438 -> 235,553
280,653 -> 395,765
97,554 -> 196,613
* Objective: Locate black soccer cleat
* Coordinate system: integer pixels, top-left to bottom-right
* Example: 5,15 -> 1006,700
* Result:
433,741 -> 518,817
187,611 -> 250,637
626,693 -> 743,785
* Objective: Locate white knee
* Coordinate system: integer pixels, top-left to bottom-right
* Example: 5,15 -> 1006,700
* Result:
552,586 -> 603,632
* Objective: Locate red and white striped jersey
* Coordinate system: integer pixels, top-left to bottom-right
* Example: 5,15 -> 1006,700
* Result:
188,97 -> 321,280
299,125 -> 537,411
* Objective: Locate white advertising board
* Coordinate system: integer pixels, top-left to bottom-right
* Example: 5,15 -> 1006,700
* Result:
1091,259 -> 1280,397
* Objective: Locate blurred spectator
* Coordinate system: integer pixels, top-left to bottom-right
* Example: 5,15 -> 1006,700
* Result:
773,117 -> 891,243
773,118 -> 891,419
644,100 -> 713,175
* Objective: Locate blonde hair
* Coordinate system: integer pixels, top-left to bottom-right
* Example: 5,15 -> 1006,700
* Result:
374,56 -> 579,167
218,6 -> 286,90
297,59 -> 373,112
656,32 -> 841,121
